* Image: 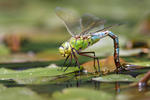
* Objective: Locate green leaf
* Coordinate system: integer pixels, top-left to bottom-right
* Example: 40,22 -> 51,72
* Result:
0,66 -> 79,80
52,88 -> 114,100
116,88 -> 150,100
130,62 -> 150,67
0,84 -> 43,100
136,73 -> 145,80
92,74 -> 138,82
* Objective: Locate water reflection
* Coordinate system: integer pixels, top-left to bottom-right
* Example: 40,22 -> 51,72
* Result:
64,73 -> 122,94
1,71 -> 149,98
93,81 -> 100,90
115,82 -> 120,94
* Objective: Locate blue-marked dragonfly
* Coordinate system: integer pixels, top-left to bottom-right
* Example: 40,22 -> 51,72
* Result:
55,7 -> 122,73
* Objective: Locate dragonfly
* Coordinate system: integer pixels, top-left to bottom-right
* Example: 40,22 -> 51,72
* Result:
55,7 -> 122,73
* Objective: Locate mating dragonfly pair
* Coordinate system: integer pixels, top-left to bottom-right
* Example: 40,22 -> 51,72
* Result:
56,7 -> 122,73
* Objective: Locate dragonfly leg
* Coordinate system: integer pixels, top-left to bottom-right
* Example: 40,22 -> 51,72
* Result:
61,55 -> 70,70
80,52 -> 97,71
64,54 -> 73,72
74,60 -> 77,67
72,48 -> 97,68
108,31 -> 121,73
71,48 -> 81,70
78,52 -> 100,73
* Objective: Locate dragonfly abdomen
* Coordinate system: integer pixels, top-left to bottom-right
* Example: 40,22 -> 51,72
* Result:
92,31 -> 108,40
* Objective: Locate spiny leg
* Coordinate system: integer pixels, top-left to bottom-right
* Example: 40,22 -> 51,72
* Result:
72,48 -> 97,70
61,55 -> 70,70
74,60 -> 77,67
71,48 -> 81,70
72,48 -> 100,72
78,51 -> 98,72
78,52 -> 100,72
79,53 -> 100,72
78,51 -> 96,68
64,54 -> 73,72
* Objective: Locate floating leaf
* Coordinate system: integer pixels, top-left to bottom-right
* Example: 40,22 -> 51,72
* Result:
82,56 -> 125,74
116,88 -> 150,100
92,74 -> 138,82
0,84 -> 43,100
130,61 -> 150,67
0,66 -> 79,80
136,73 -> 145,79
52,88 -> 114,100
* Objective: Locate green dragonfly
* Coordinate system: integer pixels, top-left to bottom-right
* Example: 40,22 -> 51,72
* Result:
55,7 -> 121,72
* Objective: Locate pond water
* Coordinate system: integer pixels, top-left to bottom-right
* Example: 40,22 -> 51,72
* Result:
0,58 -> 150,100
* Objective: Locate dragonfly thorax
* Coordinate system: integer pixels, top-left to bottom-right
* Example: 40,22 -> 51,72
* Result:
59,42 -> 71,57
69,35 -> 100,51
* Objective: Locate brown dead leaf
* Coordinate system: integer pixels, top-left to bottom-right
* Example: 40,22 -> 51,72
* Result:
82,56 -> 125,74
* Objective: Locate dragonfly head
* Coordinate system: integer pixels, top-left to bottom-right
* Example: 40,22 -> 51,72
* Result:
59,42 -> 71,57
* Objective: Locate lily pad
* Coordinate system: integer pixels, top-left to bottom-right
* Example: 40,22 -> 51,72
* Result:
0,66 -> 79,80
14,73 -> 75,84
0,84 -> 43,100
136,73 -> 145,79
52,88 -> 114,100
116,88 -> 150,100
92,74 -> 138,82
82,56 -> 125,74
130,61 -> 150,67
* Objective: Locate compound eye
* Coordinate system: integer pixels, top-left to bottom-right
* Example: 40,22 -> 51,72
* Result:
59,46 -> 65,54
64,42 -> 70,49
59,46 -> 64,51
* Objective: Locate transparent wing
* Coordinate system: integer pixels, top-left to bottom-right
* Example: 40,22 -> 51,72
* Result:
94,23 -> 124,33
80,14 -> 106,34
55,7 -> 81,36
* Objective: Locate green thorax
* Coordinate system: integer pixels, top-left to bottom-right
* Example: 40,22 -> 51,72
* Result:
69,35 -> 100,50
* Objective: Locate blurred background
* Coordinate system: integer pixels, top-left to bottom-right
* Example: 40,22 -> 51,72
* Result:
0,0 -> 150,63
